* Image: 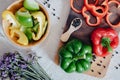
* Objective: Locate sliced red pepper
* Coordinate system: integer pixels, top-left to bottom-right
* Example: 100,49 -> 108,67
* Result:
70,0 -> 99,14
82,6 -> 101,26
84,0 -> 98,10
91,28 -> 119,57
84,0 -> 109,18
70,0 -> 81,13
106,0 -> 120,28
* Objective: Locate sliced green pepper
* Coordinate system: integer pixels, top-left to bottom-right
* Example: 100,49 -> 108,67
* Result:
24,28 -> 33,41
15,7 -> 33,27
33,22 -> 39,33
59,39 -> 93,73
23,0 -> 40,11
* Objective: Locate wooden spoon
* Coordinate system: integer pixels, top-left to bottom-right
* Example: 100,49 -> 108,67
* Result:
60,18 -> 82,42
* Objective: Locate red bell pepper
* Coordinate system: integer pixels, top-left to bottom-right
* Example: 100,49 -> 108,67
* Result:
91,28 -> 119,57
106,0 -> 120,28
82,6 -> 101,26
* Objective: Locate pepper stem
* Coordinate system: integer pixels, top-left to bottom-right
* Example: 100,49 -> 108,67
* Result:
101,37 -> 112,52
73,55 -> 86,61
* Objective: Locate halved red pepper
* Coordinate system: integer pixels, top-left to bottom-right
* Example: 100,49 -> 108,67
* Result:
70,0 -> 98,14
82,6 -> 101,26
106,0 -> 120,28
91,28 -> 119,57
84,0 -> 109,18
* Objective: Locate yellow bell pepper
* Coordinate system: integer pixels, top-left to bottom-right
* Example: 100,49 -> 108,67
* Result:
10,28 -> 28,45
2,10 -> 20,28
31,11 -> 46,40
42,21 -> 48,35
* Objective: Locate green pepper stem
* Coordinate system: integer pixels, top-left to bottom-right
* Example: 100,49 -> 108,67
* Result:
101,37 -> 112,52
73,55 -> 86,61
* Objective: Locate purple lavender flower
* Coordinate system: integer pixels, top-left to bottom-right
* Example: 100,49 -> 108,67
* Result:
0,52 -> 51,80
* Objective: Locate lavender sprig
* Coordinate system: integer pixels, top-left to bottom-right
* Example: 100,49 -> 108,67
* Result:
0,52 -> 52,80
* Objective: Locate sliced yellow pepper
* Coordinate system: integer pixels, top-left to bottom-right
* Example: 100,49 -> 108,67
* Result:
10,28 -> 28,45
2,10 -> 20,28
42,21 -> 48,35
31,11 -> 46,40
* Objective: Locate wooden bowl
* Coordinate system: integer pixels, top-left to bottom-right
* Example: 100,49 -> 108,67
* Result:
2,0 -> 50,48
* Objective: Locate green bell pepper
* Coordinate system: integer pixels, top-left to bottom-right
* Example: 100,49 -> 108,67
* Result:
59,39 -> 93,73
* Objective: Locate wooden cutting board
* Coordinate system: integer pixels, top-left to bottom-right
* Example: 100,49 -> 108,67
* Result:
55,0 -> 120,78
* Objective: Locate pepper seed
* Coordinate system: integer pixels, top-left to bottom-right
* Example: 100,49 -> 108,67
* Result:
115,51 -> 118,54
98,72 -> 101,75
103,57 -> 106,59
118,64 -> 120,67
100,61 -> 102,63
57,17 -> 60,20
103,65 -> 106,68
97,63 -> 101,66
47,4 -> 50,8
91,69 -> 94,72
53,8 -> 55,11
115,66 -> 118,69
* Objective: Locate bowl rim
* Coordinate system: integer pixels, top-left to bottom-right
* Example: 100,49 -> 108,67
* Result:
2,0 -> 50,49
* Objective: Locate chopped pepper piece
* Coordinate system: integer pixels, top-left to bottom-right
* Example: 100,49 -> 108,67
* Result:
42,21 -> 48,35
24,28 -> 33,41
91,28 -> 119,57
2,10 -> 20,28
10,28 -> 28,45
23,0 -> 40,11
15,7 -> 33,27
59,39 -> 92,73
82,6 -> 101,26
31,11 -> 46,40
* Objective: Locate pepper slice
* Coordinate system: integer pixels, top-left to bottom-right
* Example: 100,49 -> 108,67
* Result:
15,7 -> 33,27
31,11 -> 46,40
10,28 -> 28,45
84,0 -> 109,18
84,0 -> 98,10
91,28 -> 119,57
23,0 -> 40,11
2,10 -> 20,28
82,6 -> 101,26
70,0 -> 98,14
106,0 -> 120,28
70,0 -> 81,13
